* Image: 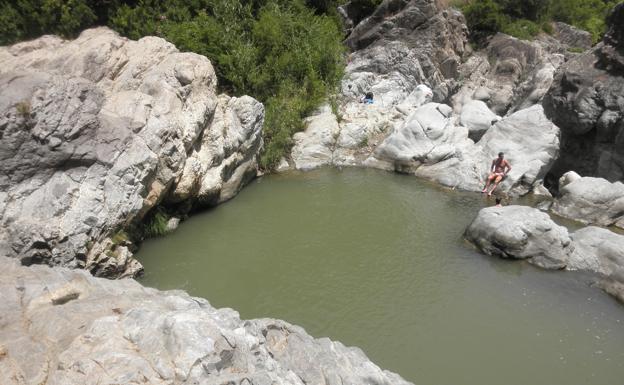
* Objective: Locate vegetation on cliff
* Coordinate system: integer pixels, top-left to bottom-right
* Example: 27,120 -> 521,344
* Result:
0,0 -> 346,169
457,0 -> 620,43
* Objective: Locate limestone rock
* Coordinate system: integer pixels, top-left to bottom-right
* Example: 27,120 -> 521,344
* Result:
0,257 -> 412,385
459,100 -> 501,141
453,33 -> 565,116
464,205 -> 573,269
552,22 -> 593,51
342,0 -> 467,105
569,226 -> 624,276
558,170 -> 582,189
543,3 -> 624,181
0,28 -> 264,277
377,104 -> 559,196
465,205 -> 624,301
169,94 -> 264,206
551,176 -> 624,229
291,105 -> 340,170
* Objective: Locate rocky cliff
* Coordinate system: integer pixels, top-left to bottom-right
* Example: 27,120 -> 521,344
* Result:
288,1 -> 624,203
288,0 -> 571,197
544,3 -> 624,181
0,28 -> 264,278
0,257 -> 411,385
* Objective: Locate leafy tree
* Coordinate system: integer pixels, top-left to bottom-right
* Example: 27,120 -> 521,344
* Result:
462,0 -> 504,42
1,0 -> 346,170
459,0 -> 619,43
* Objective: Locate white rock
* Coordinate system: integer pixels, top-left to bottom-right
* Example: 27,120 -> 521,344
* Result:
551,177 -> 624,229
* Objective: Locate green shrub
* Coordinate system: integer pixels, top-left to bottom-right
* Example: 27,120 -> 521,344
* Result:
502,19 -> 541,40
137,208 -> 170,239
567,46 -> 586,53
16,101 -> 31,119
157,1 -> 345,169
1,0 -> 346,171
460,0 -> 619,43
462,0 -> 504,42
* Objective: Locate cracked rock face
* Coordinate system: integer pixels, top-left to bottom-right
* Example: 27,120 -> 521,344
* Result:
0,28 -> 264,277
343,0 -> 468,105
0,257 -> 412,385
543,3 -> 624,181
452,33 -> 566,117
288,2 -> 567,198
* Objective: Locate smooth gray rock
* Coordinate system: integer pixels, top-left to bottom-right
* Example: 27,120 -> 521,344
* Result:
464,205 -> 573,269
0,257 -> 412,385
0,28 -> 264,277
376,104 -> 560,196
459,100 -> 501,141
569,226 -> 624,275
291,104 -> 340,170
465,205 -> 624,302
551,176 -> 624,229
570,226 -> 624,303
558,170 -> 582,189
543,3 -> 624,181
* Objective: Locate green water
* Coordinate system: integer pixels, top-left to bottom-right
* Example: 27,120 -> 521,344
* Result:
138,168 -> 624,385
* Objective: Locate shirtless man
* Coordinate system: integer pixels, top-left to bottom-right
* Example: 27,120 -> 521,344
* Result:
482,152 -> 511,196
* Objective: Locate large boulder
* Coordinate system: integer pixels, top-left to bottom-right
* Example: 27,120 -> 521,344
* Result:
464,205 -> 573,269
0,28 -> 264,277
569,226 -> 624,276
543,3 -> 624,181
0,257 -> 412,385
465,205 -> 624,302
376,103 -> 560,196
459,99 -> 501,141
551,176 -> 624,229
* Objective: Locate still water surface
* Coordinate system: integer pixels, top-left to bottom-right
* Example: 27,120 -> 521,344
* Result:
138,168 -> 624,385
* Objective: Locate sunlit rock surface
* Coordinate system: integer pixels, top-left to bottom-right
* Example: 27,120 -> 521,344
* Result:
0,257 -> 412,385
0,28 -> 264,277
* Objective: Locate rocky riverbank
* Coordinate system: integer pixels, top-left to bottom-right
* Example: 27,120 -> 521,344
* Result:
0,257 -> 411,385
0,28 -> 264,278
465,205 -> 624,301
283,1 -> 624,205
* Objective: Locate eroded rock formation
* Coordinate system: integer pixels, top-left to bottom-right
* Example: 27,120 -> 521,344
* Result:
551,172 -> 624,229
288,0 -> 573,198
544,3 -> 624,181
0,257 -> 411,385
0,28 -> 264,277
465,205 -> 624,301
464,205 -> 573,269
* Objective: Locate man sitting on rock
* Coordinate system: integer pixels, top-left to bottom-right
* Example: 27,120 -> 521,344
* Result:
482,152 -> 511,196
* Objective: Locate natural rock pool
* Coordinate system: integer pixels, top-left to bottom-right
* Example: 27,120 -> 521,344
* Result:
138,168 -> 624,385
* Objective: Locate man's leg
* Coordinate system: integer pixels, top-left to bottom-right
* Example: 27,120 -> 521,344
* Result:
482,174 -> 494,192
488,175 -> 503,196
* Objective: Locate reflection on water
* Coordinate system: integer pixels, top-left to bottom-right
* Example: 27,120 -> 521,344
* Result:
138,168 -> 624,385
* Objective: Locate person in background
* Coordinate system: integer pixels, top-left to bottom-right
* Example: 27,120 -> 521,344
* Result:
360,91 -> 374,104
